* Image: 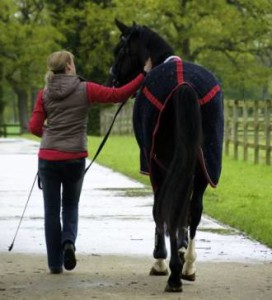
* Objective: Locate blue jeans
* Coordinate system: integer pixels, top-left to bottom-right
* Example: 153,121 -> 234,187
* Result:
38,158 -> 85,269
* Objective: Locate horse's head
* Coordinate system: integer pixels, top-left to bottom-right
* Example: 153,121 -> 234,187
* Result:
108,19 -> 148,87
108,19 -> 174,87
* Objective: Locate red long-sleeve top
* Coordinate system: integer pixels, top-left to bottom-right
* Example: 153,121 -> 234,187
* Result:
29,73 -> 144,160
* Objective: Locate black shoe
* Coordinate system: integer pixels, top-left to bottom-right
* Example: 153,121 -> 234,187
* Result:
63,243 -> 76,271
50,267 -> 63,274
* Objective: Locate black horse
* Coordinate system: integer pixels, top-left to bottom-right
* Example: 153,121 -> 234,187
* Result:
108,20 -> 224,292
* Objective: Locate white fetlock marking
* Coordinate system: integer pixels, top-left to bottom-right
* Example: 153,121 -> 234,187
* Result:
178,247 -> 186,255
152,259 -> 168,272
182,238 -> 197,276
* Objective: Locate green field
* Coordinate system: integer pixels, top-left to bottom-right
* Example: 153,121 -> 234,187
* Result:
87,135 -> 272,248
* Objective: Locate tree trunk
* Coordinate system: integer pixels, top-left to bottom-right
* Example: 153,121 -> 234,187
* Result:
17,88 -> 29,133
6,76 -> 29,133
0,63 -> 5,124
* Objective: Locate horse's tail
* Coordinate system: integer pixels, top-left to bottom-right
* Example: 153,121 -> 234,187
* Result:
154,84 -> 202,234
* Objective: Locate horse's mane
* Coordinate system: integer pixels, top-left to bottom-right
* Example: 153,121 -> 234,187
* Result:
139,26 -> 174,66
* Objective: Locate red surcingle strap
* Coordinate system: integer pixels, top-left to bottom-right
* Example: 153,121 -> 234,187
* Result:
142,86 -> 163,111
199,84 -> 221,105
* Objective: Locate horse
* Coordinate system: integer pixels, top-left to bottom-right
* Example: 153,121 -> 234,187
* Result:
108,19 -> 224,292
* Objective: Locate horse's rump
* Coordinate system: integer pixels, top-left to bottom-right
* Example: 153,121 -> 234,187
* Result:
133,59 -> 224,188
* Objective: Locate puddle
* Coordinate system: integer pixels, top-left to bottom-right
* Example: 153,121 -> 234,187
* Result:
199,228 -> 238,235
96,187 -> 152,198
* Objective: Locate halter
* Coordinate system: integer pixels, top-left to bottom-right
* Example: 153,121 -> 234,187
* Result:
111,25 -> 142,86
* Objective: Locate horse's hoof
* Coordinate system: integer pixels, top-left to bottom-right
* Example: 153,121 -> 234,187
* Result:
181,272 -> 196,281
164,283 -> 182,293
149,259 -> 169,276
149,267 -> 169,276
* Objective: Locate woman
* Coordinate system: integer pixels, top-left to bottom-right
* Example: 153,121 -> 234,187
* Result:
29,50 -> 151,274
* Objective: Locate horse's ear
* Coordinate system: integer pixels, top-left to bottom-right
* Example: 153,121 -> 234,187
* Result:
115,19 -> 129,34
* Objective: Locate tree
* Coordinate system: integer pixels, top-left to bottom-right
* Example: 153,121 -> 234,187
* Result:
222,0 -> 272,98
0,0 -> 17,124
0,0 -> 62,131
0,63 -> 4,124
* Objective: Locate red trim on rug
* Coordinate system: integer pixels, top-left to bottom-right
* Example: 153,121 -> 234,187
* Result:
142,86 -> 163,111
176,60 -> 184,85
199,84 -> 221,105
197,148 -> 216,188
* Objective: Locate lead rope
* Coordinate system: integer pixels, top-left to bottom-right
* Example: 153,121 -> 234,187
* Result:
84,99 -> 127,174
8,99 -> 128,251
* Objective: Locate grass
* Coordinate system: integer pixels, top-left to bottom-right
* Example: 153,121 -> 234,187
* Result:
87,135 -> 151,186
87,135 -> 272,248
22,134 -> 272,248
204,156 -> 272,248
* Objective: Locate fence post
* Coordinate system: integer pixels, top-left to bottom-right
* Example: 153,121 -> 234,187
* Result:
233,100 -> 239,160
265,100 -> 271,165
4,124 -> 7,137
242,100 -> 248,162
253,101 -> 259,164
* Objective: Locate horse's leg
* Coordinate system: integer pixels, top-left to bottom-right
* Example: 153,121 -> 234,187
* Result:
177,226 -> 189,267
181,236 -> 197,281
149,165 -> 169,276
149,225 -> 168,275
182,170 -> 207,281
150,191 -> 168,276
165,232 -> 183,292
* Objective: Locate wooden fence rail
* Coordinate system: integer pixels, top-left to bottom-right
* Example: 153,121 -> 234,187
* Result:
0,124 -> 21,137
101,99 -> 272,165
100,102 -> 134,135
224,99 -> 271,165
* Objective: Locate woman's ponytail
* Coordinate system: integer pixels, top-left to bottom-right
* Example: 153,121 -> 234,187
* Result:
44,50 -> 74,85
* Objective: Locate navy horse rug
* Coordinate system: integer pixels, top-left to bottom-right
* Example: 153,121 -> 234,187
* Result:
133,57 -> 224,187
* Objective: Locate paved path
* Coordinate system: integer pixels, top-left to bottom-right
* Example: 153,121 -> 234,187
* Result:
0,138 -> 271,262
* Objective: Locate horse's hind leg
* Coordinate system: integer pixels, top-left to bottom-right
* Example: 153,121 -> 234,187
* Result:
165,232 -> 183,292
182,171 -> 207,281
182,237 -> 197,281
150,225 -> 168,276
177,226 -> 188,266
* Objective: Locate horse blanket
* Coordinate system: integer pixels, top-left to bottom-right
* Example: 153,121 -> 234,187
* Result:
133,57 -> 224,187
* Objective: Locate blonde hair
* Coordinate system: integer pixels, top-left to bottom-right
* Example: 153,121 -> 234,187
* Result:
44,50 -> 74,84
